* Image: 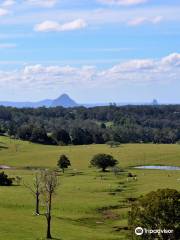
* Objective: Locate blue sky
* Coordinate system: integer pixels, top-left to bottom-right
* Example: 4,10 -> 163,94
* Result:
0,0 -> 180,103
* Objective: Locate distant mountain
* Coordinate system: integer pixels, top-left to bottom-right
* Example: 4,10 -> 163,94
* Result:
51,94 -> 78,108
0,99 -> 52,108
0,94 -> 78,108
0,94 -> 162,108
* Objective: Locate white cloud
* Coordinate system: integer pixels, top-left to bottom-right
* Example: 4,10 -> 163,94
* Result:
1,0 -> 57,8
0,8 -> 9,16
34,19 -> 87,32
34,21 -> 61,32
111,59 -> 155,72
128,16 -> 163,26
0,53 -> 180,90
25,0 -> 57,8
98,0 -> 148,6
23,65 -> 78,75
151,16 -> 163,24
128,17 -> 146,26
1,0 -> 15,7
1,5 -> 179,27
161,53 -> 180,67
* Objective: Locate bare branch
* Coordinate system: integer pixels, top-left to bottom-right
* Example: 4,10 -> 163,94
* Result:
40,170 -> 59,239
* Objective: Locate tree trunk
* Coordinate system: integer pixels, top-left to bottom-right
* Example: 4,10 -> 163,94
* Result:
46,193 -> 52,239
46,214 -> 52,239
36,193 -> 40,215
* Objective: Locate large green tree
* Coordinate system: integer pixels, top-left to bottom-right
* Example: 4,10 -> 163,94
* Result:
128,188 -> 180,240
57,155 -> 71,173
90,153 -> 118,172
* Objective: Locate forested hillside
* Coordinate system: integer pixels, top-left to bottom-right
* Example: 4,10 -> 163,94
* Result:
0,105 -> 180,145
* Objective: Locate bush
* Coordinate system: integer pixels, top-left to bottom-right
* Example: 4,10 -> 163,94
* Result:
0,172 -> 13,186
128,189 -> 180,239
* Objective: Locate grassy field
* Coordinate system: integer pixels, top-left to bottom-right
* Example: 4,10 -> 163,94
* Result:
0,136 -> 180,239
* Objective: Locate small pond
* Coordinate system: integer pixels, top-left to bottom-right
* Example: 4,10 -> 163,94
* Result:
134,166 -> 180,171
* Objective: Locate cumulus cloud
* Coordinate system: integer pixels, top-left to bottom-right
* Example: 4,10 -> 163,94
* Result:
0,53 -> 180,89
22,64 -> 97,85
97,0 -> 148,6
128,16 -> 163,26
161,53 -> 180,67
111,59 -> 155,72
34,19 -> 87,32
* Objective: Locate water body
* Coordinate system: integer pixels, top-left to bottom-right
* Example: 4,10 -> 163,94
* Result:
134,166 -> 180,171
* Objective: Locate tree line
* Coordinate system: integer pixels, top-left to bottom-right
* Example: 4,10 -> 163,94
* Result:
1,105 -> 180,144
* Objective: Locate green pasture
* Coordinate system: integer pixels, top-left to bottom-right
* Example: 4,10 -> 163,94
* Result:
0,136 -> 180,239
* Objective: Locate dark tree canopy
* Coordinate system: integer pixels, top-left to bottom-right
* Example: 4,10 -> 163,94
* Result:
90,153 -> 118,172
18,124 -> 32,141
57,155 -> 71,173
128,189 -> 180,239
0,172 -> 13,186
30,126 -> 48,144
1,105 -> 180,145
70,127 -> 93,145
52,129 -> 71,145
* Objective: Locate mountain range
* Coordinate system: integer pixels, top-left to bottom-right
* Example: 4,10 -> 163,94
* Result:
0,94 -> 78,108
0,94 -> 159,108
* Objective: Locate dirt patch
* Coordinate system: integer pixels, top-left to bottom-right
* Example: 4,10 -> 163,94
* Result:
102,210 -> 119,220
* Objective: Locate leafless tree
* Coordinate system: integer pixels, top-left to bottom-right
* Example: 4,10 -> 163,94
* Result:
24,171 -> 42,215
41,170 -> 58,239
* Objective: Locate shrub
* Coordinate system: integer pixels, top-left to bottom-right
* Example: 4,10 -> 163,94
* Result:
0,172 -> 13,186
128,189 -> 180,239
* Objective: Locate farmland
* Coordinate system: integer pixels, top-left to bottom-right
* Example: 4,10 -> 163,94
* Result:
0,136 -> 180,239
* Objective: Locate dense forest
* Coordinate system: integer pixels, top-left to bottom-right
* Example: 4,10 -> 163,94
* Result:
0,105 -> 180,145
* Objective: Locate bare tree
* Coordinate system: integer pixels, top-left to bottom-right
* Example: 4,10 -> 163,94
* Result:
41,170 -> 58,239
24,171 -> 42,215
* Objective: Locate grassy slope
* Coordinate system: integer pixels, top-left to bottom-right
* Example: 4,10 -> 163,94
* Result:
0,136 -> 180,239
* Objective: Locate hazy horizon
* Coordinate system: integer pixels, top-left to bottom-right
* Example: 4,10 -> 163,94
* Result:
0,93 -> 177,105
0,0 -> 180,103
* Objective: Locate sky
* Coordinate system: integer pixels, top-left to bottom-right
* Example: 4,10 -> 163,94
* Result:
0,0 -> 180,104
